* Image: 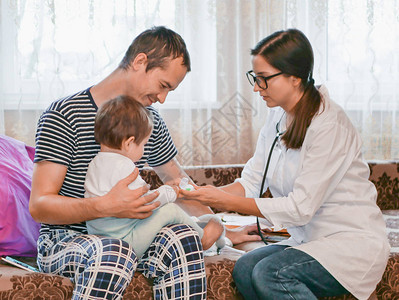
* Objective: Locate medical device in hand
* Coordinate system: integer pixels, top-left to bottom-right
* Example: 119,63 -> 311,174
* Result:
179,177 -> 195,191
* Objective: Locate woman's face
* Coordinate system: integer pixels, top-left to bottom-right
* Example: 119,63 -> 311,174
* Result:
251,55 -> 302,113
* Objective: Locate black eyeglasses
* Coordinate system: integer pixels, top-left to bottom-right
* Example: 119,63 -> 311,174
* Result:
246,70 -> 283,90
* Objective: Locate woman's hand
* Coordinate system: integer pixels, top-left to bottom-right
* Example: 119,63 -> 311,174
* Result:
165,177 -> 197,199
181,183 -> 262,217
179,185 -> 230,211
226,224 -> 262,245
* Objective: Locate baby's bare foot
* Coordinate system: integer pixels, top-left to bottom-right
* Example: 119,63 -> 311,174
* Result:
201,218 -> 224,250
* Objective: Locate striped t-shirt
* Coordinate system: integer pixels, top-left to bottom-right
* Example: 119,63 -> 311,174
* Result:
34,88 -> 177,234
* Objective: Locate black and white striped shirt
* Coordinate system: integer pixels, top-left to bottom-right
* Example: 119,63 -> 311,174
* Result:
34,88 -> 177,234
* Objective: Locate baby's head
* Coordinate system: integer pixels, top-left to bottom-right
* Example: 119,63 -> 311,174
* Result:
95,95 -> 153,161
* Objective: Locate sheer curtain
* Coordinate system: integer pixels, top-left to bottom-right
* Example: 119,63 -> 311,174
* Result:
1,0 -> 398,166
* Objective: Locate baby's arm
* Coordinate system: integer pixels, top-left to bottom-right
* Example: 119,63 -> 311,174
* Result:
147,185 -> 179,208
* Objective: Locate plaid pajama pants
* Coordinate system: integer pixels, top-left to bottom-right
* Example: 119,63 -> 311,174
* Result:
37,224 -> 206,299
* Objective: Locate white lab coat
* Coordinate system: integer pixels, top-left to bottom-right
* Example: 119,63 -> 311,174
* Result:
236,86 -> 390,300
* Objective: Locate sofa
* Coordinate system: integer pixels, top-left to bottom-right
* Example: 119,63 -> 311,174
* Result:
0,138 -> 398,299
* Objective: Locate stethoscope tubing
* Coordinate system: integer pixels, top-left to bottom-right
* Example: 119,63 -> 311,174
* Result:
257,114 -> 285,245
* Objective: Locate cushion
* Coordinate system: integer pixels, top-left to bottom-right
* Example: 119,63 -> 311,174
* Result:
0,135 -> 40,257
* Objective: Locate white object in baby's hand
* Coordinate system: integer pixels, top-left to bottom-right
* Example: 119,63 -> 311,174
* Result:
179,177 -> 195,191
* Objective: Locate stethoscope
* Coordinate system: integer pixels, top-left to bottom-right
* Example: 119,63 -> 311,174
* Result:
256,113 -> 286,245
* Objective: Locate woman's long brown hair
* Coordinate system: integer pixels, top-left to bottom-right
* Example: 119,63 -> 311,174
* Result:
251,29 -> 324,149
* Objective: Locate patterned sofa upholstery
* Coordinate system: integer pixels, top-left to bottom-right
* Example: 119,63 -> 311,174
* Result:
0,162 -> 398,299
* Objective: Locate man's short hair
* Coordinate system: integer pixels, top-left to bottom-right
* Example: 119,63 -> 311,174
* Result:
119,26 -> 191,72
95,95 -> 153,149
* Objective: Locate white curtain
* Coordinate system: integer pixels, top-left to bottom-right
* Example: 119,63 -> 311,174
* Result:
1,0 -> 398,165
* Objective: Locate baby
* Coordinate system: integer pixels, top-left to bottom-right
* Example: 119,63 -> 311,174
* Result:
84,95 -> 224,257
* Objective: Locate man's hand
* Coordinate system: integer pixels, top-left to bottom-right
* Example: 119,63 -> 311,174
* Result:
30,161 -> 159,224
96,168 -> 160,219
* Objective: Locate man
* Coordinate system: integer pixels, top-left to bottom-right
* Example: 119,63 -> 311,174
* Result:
30,26 -> 258,299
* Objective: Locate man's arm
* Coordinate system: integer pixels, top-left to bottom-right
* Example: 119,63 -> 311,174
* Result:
151,157 -> 190,185
29,161 -> 159,224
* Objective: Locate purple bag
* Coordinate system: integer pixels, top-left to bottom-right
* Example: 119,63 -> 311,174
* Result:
0,135 -> 40,257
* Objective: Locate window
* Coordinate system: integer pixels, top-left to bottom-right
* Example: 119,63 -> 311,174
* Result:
1,0 -> 398,163
1,0 -> 217,110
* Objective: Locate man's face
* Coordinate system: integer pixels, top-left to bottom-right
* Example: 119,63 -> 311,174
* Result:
128,56 -> 188,107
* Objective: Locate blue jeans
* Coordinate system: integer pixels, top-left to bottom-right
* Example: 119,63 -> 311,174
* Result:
233,245 -> 349,300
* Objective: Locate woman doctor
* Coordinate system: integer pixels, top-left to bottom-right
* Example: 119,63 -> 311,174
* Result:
180,29 -> 389,300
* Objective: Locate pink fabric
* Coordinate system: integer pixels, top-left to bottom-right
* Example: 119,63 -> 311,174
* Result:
0,135 -> 40,257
